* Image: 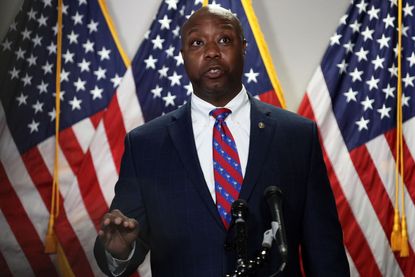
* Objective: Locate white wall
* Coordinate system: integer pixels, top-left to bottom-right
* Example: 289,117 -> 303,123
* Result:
0,0 -> 350,112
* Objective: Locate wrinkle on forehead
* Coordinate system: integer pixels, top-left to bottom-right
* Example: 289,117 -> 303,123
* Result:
185,22 -> 236,37
181,6 -> 243,41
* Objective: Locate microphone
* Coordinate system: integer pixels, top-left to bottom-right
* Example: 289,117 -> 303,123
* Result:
231,199 -> 249,263
264,186 -> 288,263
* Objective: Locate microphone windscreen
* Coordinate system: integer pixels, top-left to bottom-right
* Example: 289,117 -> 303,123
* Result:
264,186 -> 282,201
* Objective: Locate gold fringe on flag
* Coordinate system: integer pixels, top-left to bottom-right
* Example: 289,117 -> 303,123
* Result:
44,1 -> 75,275
391,209 -> 401,251
391,0 -> 409,258
56,243 -> 75,277
401,215 -> 409,257
45,0 -> 63,254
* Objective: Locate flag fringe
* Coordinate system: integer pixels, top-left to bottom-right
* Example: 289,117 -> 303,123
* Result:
400,215 -> 409,257
391,210 -> 401,251
44,230 -> 57,253
46,0 -> 63,255
57,243 -> 76,277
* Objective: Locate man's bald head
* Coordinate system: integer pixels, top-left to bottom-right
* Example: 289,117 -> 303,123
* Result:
181,6 -> 245,44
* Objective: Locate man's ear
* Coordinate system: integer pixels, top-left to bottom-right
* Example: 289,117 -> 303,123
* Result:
242,39 -> 247,55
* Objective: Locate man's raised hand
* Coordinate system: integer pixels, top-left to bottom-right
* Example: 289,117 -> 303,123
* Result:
98,209 -> 139,259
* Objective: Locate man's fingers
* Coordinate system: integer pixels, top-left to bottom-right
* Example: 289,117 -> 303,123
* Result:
102,217 -> 111,226
123,218 -> 137,229
99,210 -> 139,234
98,211 -> 139,256
114,217 -> 122,225
100,210 -> 124,227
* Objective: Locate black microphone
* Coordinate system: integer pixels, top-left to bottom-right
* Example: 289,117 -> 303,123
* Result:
264,186 -> 288,263
231,199 -> 249,263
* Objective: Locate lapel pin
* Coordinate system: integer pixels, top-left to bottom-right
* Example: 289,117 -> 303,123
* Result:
258,122 -> 265,129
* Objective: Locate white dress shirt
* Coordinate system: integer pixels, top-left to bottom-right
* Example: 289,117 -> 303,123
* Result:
191,86 -> 251,202
107,87 -> 251,274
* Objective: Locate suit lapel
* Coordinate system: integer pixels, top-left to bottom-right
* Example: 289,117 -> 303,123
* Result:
239,98 -> 277,202
168,103 -> 224,230
167,97 -> 278,229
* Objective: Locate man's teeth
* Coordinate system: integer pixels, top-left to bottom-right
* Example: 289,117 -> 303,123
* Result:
209,68 -> 219,73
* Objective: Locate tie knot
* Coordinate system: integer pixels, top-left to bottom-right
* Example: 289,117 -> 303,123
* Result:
210,108 -> 231,121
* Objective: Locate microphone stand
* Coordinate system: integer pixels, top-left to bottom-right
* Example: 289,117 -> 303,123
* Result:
225,229 -> 276,277
233,200 -> 249,267
225,200 -> 287,277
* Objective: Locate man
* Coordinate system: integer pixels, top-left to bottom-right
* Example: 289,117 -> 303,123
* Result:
94,6 -> 349,277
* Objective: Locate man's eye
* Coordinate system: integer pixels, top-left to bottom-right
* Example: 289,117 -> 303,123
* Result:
191,40 -> 203,46
219,37 -> 231,44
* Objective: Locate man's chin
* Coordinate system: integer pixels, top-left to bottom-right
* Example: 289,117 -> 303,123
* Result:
203,83 -> 241,97
202,79 -> 226,90
205,89 -> 231,102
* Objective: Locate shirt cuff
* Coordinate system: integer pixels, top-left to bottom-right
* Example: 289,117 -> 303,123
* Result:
105,241 -> 136,276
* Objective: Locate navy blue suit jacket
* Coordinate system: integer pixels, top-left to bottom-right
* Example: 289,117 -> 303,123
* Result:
94,96 -> 349,276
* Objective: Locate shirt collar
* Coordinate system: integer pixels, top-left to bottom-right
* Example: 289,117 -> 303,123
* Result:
191,86 -> 249,123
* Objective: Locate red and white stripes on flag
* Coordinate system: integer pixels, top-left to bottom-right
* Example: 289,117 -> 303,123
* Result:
0,0 -> 135,275
299,67 -> 415,277
0,68 -> 150,276
298,0 -> 415,275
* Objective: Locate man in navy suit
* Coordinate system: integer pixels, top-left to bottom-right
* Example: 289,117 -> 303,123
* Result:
94,6 -> 349,277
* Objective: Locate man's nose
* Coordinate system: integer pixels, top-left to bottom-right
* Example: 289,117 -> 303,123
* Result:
204,42 -> 220,59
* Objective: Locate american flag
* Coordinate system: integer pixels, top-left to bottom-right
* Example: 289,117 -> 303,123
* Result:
0,0 -> 285,276
298,0 -> 415,276
132,0 -> 284,123
0,0 -> 127,275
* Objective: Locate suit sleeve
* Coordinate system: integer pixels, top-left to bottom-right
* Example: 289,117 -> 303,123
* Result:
301,122 -> 350,276
94,133 -> 150,276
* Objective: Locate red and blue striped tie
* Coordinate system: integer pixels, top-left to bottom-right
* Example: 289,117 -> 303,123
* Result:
210,108 -> 243,229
